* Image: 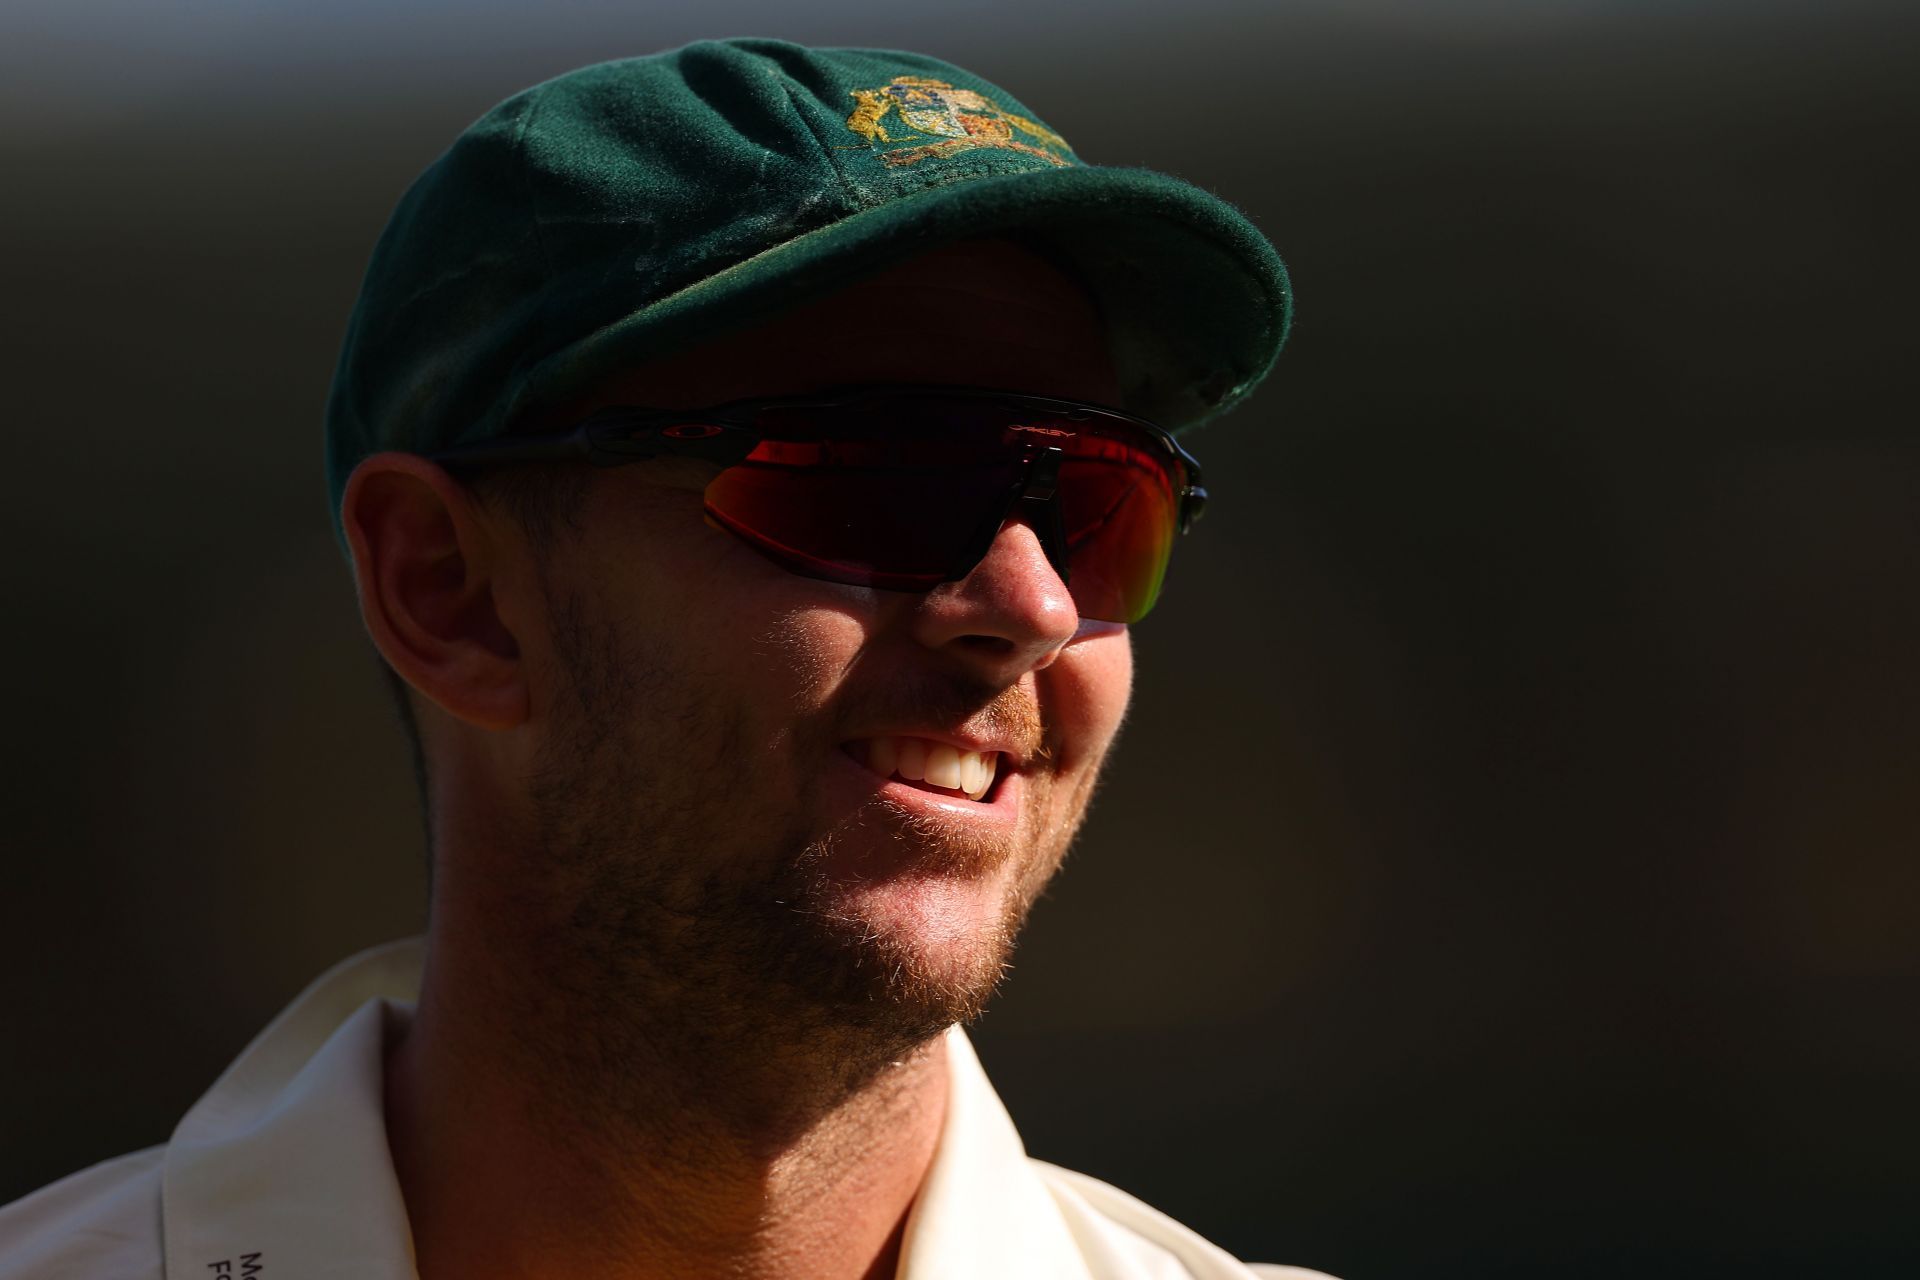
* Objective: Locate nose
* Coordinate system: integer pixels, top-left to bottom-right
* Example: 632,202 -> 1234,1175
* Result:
907,509 -> 1081,679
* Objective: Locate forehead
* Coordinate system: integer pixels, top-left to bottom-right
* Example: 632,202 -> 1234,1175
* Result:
551,238 -> 1122,417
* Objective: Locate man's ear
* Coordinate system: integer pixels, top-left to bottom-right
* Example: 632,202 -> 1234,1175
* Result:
341,452 -> 530,732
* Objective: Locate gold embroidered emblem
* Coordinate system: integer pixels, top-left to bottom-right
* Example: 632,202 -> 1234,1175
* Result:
845,76 -> 1071,168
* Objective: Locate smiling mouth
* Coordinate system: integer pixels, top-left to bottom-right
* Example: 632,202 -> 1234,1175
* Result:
844,737 -> 1002,803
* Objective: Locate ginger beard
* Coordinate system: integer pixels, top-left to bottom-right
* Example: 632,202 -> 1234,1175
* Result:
518,570 -> 1110,1109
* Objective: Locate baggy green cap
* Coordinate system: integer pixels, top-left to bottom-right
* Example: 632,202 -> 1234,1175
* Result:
324,39 -> 1291,547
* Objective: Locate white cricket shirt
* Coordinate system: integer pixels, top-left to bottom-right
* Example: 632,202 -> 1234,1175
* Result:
0,939 -> 1335,1279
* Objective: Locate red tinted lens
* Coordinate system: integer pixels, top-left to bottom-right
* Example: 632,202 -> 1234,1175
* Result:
1055,433 -> 1182,624
705,454 -> 1023,588
700,396 -> 1187,623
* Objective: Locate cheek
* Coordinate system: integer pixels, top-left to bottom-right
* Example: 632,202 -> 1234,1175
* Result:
1048,633 -> 1134,770
747,604 -> 875,719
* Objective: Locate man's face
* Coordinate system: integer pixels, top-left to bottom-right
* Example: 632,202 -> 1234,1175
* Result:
488,239 -> 1134,1083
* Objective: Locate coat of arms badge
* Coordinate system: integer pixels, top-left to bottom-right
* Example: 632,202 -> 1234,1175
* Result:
845,76 -> 1073,168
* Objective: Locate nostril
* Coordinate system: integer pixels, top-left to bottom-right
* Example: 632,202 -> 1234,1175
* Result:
957,634 -> 1017,654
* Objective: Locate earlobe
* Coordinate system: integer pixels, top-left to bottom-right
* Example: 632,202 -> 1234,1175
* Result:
342,453 -> 530,732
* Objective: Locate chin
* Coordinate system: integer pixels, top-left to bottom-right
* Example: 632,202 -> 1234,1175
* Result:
757,785 -> 1064,1022
781,860 -> 1036,1039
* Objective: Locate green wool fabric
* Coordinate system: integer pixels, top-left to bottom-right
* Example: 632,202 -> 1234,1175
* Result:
324,39 -> 1291,548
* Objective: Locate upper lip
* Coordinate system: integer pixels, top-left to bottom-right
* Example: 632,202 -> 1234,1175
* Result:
842,728 -> 1032,771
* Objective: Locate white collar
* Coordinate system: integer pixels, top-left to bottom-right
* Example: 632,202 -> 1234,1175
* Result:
159,937 -> 1094,1280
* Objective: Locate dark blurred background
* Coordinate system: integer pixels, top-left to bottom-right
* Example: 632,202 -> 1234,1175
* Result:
4,2 -> 1917,1276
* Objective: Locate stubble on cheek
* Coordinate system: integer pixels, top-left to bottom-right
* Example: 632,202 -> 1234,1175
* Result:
519,569 -> 1122,1099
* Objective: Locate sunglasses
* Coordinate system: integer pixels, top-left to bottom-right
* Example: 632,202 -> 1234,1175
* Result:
428,385 -> 1208,625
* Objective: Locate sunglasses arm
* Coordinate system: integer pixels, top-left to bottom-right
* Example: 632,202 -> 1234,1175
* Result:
427,411 -> 760,471
1180,483 -> 1208,533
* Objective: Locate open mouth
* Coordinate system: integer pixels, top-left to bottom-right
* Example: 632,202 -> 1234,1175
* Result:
843,736 -> 1004,803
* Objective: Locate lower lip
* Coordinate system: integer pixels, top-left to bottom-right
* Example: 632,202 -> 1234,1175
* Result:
827,745 -> 1023,831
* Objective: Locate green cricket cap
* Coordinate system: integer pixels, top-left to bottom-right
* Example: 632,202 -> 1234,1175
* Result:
324,39 -> 1292,547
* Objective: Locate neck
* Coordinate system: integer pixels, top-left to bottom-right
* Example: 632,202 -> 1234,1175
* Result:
384,917 -> 949,1280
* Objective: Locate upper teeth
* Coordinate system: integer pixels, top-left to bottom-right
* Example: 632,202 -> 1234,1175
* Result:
861,737 -> 999,802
